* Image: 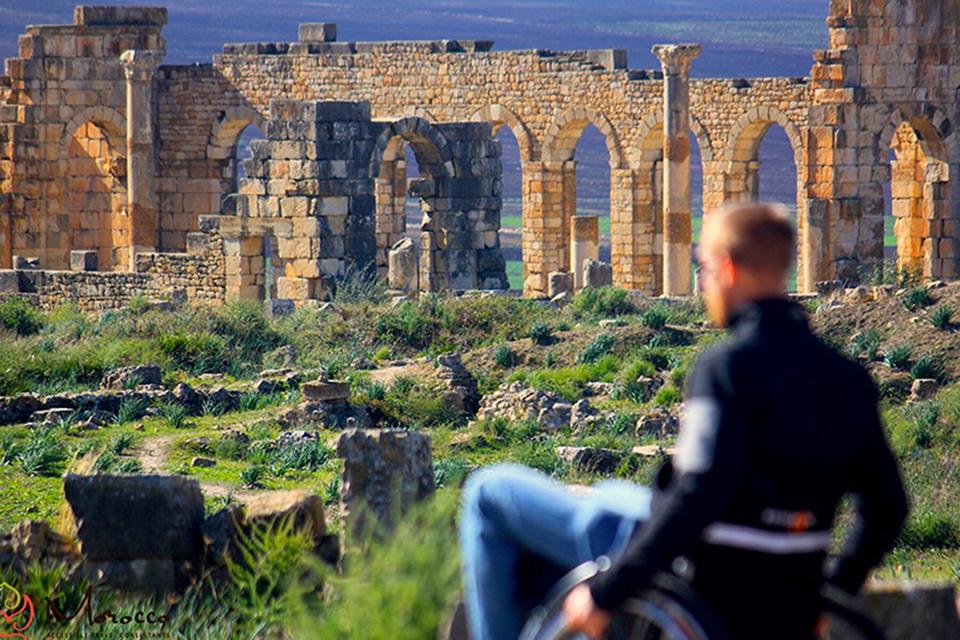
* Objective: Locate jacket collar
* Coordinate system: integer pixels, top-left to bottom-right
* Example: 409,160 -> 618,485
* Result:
727,297 -> 809,336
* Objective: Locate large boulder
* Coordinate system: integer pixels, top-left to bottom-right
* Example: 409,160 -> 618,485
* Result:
64,474 -> 204,561
336,429 -> 435,536
635,407 -> 680,439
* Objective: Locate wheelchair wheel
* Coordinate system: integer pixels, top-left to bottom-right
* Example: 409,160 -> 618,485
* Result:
519,561 -> 728,640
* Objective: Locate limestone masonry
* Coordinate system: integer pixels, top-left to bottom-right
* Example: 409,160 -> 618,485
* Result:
1,1 -> 959,307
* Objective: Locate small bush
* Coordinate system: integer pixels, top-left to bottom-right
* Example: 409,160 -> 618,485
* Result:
529,322 -> 554,346
616,359 -> 657,403
202,397 -> 230,417
884,345 -> 912,371
0,298 -> 44,336
494,345 -> 518,368
849,329 -> 882,362
240,464 -> 264,488
904,286 -> 934,311
114,397 -> 149,425
331,263 -> 387,305
577,333 -> 615,364
571,287 -> 634,318
640,305 -> 670,331
910,355 -> 943,381
654,386 -> 682,408
930,306 -> 953,330
272,439 -> 333,475
544,352 -> 557,368
157,332 -> 229,374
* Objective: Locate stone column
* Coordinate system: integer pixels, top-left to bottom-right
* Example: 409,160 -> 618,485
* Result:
571,215 -> 599,289
654,44 -> 700,296
120,50 -> 162,270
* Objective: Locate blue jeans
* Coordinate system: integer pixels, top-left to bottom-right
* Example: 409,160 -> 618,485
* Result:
459,463 -> 652,640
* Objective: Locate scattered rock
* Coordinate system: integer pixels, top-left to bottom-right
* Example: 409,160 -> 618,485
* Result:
632,445 -> 678,458
274,430 -> 320,448
31,407 -> 74,425
434,353 -> 479,415
172,382 -> 202,413
815,280 -> 844,296
244,490 -> 327,546
555,446 -> 623,474
336,429 -> 435,535
101,365 -> 162,390
844,286 -> 874,304
635,407 -> 680,439
191,457 -> 217,468
908,378 -> 939,403
253,378 -> 278,395
476,382 -> 569,431
583,382 -> 614,397
301,379 -> 351,402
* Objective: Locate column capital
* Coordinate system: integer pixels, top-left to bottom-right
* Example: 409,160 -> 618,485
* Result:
652,44 -> 702,76
120,49 -> 161,82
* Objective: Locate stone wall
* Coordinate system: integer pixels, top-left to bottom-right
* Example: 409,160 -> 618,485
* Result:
0,2 -> 959,301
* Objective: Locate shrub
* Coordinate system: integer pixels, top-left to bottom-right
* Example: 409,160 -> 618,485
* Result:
849,329 -> 882,362
322,477 -> 341,505
930,306 -> 953,330
640,305 -> 670,331
910,355 -> 943,381
114,397 -> 149,425
202,397 -> 230,417
571,287 -> 634,318
616,359 -> 657,403
577,333 -> 615,364
212,301 -> 284,364
157,332 -> 228,374
884,345 -> 912,371
374,301 -> 443,351
93,451 -> 118,473
0,433 -> 21,465
654,386 -> 682,408
904,286 -> 933,311
0,298 -> 44,336
544,352 -> 557,368
494,345 -> 518,368
529,322 -> 554,346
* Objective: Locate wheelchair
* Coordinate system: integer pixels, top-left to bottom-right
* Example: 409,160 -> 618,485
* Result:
519,559 -> 887,640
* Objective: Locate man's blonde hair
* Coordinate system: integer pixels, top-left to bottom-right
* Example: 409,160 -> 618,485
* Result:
705,203 -> 795,276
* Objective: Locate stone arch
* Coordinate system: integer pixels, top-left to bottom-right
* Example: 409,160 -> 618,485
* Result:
469,103 -> 538,163
723,106 -> 804,170
689,114 -> 715,164
541,106 -> 626,170
61,106 -> 126,158
368,117 -> 453,287
873,106 -> 956,279
206,105 -> 266,160
61,107 -> 129,271
369,117 -> 453,179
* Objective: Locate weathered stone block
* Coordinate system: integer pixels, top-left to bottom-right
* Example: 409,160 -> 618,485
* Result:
64,474 -> 204,561
298,23 -> 337,43
388,237 -> 418,292
336,429 -> 435,535
301,379 -> 350,402
548,271 -> 574,298
583,260 -> 613,288
69,250 -> 98,272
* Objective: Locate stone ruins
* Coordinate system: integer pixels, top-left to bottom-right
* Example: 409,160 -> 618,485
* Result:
0,1 -> 958,308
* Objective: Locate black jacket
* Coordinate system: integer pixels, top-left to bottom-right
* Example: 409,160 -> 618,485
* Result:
588,297 -> 908,636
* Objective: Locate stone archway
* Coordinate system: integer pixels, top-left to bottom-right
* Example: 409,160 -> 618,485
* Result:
369,117 -> 454,291
61,107 -> 128,271
874,107 -> 956,279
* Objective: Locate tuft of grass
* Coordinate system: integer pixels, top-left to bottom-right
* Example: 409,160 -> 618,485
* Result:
17,428 -> 68,477
898,511 -> 959,550
849,329 -> 882,362
930,306 -> 953,330
884,345 -> 913,371
911,355 -> 943,381
577,333 -> 615,364
904,286 -> 934,311
571,287 -> 634,318
158,400 -> 190,429
240,464 -> 265,488
434,457 -> 472,488
654,386 -> 682,408
331,263 -> 388,305
114,396 -> 149,425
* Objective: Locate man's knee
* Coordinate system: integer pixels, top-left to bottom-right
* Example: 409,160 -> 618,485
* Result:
462,463 -> 530,518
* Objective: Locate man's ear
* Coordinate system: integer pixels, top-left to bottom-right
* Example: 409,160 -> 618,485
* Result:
721,252 -> 738,286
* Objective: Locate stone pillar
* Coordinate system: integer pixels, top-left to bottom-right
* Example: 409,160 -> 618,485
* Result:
120,50 -> 162,271
654,44 -> 701,296
571,215 -> 599,289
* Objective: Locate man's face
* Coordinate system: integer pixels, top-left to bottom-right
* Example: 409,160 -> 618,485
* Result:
698,219 -> 735,327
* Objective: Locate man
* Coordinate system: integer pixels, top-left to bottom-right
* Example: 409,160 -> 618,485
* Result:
459,203 -> 908,639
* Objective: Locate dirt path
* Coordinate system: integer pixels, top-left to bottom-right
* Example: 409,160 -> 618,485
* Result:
136,434 -> 258,501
